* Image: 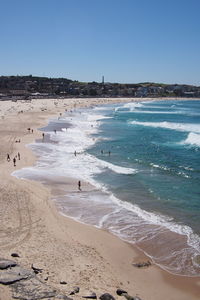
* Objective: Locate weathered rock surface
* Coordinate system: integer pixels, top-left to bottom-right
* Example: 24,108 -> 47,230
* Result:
122,294 -> 142,300
82,292 -> 97,299
0,258 -> 18,270
11,253 -> 20,258
99,293 -> 115,300
132,261 -> 151,268
31,264 -> 43,274
0,258 -> 68,299
116,289 -> 127,296
55,295 -> 73,300
0,266 -> 34,285
11,277 -> 57,300
122,295 -> 135,300
69,286 -> 80,295
60,281 -> 67,285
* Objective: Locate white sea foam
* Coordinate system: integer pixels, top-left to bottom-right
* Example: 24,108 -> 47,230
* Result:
93,106 -> 113,111
13,108 -> 137,185
128,110 -> 182,114
115,108 -> 181,114
123,102 -> 143,109
129,121 -> 200,133
118,102 -> 200,116
115,102 -> 144,111
179,165 -> 194,171
16,183 -> 200,276
149,163 -> 191,178
12,104 -> 200,276
150,163 -> 170,171
100,192 -> 200,275
94,188 -> 199,252
91,156 -> 136,175
182,132 -> 200,147
55,183 -> 200,275
87,114 -> 112,121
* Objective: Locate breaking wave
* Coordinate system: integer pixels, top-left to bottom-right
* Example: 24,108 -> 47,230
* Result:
129,121 -> 200,133
182,132 -> 200,147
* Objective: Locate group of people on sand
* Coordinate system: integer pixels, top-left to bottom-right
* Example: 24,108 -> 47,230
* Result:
7,152 -> 20,167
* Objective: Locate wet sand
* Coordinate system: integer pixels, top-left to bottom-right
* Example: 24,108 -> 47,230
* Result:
0,97 -> 200,300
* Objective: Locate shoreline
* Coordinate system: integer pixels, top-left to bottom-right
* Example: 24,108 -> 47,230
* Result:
0,97 -> 200,300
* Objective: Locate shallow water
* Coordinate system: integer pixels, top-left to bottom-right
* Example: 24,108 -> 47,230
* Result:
13,100 -> 200,276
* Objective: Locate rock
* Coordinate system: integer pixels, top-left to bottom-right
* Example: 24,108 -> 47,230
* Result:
0,259 -> 73,300
0,266 -> 34,285
132,261 -> 151,268
11,253 -> 20,258
0,258 -> 18,270
56,295 -> 73,300
31,264 -> 43,274
122,294 -> 142,300
11,277 -> 57,300
116,289 -> 127,296
99,293 -> 115,300
122,295 -> 135,300
69,286 -> 80,295
82,292 -> 97,299
60,281 -> 67,285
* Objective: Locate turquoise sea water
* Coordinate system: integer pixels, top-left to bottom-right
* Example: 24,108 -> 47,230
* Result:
90,100 -> 200,235
13,99 -> 200,276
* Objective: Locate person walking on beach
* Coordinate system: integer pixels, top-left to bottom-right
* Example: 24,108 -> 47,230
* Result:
78,180 -> 81,191
42,133 -> 45,140
7,154 -> 10,162
13,157 -> 16,167
74,150 -> 77,157
18,152 -> 20,160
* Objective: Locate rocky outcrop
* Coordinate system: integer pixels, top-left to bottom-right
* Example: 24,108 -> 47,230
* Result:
116,289 -> 142,300
82,292 -> 97,299
0,258 -> 143,300
0,258 -> 68,300
0,265 -> 34,285
0,258 -> 18,270
69,286 -> 80,295
99,293 -> 115,300
132,261 -> 151,268
12,277 -> 57,300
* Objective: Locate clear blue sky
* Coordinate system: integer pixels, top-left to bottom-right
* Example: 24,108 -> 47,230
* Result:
0,0 -> 200,85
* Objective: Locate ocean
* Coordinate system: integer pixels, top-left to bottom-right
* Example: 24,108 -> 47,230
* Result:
13,99 -> 200,277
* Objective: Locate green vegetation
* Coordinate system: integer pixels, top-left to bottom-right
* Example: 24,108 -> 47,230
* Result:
0,75 -> 199,99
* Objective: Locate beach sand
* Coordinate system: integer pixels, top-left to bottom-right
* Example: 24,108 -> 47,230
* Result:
0,97 -> 200,300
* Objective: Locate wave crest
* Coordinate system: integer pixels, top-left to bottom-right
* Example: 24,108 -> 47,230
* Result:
129,121 -> 200,133
182,132 -> 200,147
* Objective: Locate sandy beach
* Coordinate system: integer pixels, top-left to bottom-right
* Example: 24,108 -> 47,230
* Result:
0,97 -> 200,300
